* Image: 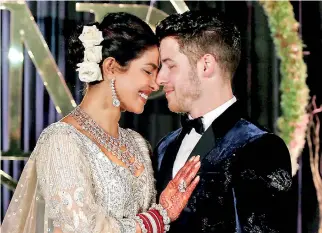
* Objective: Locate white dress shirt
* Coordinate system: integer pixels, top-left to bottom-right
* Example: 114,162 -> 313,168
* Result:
172,96 -> 237,177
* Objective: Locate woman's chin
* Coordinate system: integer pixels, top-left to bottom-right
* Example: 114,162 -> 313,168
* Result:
133,106 -> 144,114
125,104 -> 145,115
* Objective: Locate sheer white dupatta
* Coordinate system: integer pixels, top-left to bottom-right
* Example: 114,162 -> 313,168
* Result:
1,157 -> 46,233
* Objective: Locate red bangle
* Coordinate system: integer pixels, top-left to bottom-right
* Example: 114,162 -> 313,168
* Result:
149,209 -> 165,233
148,210 -> 163,233
138,213 -> 152,233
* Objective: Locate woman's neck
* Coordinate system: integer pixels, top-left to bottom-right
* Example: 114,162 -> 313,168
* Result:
79,88 -> 121,138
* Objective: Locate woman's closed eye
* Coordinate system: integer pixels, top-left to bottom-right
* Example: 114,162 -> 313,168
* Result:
143,69 -> 153,76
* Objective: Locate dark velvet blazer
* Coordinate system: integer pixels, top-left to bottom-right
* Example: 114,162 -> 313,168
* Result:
153,102 -> 293,233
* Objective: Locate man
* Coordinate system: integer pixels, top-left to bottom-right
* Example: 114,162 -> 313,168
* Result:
154,9 -> 292,233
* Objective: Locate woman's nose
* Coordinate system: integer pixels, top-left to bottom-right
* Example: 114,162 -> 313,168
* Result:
150,79 -> 160,92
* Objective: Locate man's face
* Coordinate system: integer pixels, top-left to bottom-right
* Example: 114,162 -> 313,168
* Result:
156,37 -> 201,113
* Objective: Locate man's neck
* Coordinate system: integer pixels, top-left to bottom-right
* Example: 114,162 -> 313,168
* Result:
188,88 -> 234,119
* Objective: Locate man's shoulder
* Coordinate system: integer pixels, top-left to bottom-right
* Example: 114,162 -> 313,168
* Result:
235,118 -> 288,150
222,117 -> 289,152
230,118 -> 270,141
239,117 -> 271,132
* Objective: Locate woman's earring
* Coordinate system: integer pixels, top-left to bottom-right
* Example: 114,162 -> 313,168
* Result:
110,78 -> 120,107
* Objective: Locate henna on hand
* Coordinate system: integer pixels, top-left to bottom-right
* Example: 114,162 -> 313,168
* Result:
159,156 -> 201,222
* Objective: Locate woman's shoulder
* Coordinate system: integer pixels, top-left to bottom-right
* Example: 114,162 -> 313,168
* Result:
38,121 -> 78,140
32,122 -> 81,156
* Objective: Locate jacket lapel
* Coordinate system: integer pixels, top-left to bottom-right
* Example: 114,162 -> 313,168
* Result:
187,102 -> 243,163
157,129 -> 183,192
157,101 -> 244,192
189,123 -> 216,162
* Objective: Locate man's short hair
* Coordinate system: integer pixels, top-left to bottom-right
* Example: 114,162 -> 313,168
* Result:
156,9 -> 241,77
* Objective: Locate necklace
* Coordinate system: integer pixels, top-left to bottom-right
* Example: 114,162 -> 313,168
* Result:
71,106 -> 143,175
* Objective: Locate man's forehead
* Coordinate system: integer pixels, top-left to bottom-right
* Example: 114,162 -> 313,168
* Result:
159,37 -> 180,58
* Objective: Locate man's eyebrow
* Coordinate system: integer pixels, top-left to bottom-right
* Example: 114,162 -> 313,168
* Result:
161,58 -> 175,63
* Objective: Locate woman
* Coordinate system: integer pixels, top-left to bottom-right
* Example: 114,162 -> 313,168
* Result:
2,12 -> 200,233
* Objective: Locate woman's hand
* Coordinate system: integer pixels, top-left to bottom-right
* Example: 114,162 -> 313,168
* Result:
159,156 -> 200,222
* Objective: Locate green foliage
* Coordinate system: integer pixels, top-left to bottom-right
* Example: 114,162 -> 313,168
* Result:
259,0 -> 309,146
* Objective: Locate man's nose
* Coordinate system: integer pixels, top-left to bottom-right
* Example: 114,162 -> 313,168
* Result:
156,68 -> 167,86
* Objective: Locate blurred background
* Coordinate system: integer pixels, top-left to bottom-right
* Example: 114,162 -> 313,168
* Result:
1,1 -> 321,232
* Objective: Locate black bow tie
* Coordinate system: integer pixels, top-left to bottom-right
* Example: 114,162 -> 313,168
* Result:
180,114 -> 205,135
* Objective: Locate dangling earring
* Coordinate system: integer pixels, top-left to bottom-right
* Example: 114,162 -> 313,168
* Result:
110,78 -> 120,107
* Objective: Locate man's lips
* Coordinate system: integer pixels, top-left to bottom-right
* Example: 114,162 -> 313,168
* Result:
163,89 -> 174,95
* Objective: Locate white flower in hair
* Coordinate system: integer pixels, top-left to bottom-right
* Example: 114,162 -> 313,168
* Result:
78,25 -> 104,48
76,62 -> 103,83
84,46 -> 102,63
76,25 -> 104,83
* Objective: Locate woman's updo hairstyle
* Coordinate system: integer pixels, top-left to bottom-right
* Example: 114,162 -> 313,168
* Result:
68,12 -> 159,82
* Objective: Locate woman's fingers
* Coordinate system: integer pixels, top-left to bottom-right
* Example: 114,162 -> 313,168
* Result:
184,176 -> 200,198
173,156 -> 194,182
173,156 -> 199,183
177,155 -> 200,185
184,161 -> 201,185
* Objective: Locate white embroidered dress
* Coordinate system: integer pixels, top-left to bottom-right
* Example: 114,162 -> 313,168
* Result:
2,122 -> 156,233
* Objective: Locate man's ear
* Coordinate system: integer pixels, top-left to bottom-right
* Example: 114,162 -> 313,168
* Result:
200,54 -> 216,78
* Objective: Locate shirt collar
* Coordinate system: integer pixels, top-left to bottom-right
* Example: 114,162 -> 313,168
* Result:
188,96 -> 237,132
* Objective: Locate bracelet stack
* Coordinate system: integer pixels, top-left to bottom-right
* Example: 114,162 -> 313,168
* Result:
135,203 -> 170,233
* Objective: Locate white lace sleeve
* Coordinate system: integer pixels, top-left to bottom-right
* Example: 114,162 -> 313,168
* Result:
36,129 -> 136,233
